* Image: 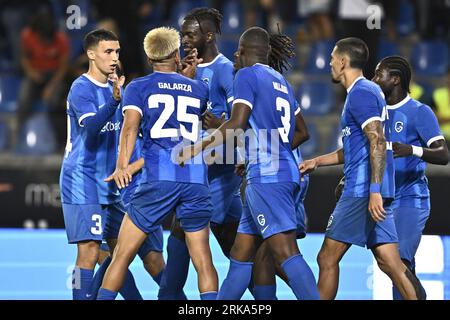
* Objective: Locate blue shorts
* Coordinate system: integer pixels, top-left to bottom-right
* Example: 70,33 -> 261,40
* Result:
393,205 -> 429,267
238,182 -> 299,239
209,168 -> 242,224
62,203 -> 117,244
295,176 -> 309,239
326,197 -> 398,248
128,181 -> 213,233
103,201 -> 164,257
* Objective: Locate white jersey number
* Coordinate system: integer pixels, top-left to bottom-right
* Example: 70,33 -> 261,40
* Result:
276,97 -> 291,143
148,94 -> 200,141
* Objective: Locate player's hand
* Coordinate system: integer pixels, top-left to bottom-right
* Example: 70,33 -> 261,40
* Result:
111,72 -> 126,102
177,143 -> 201,167
235,164 -> 246,177
180,48 -> 203,79
368,192 -> 386,222
104,167 -> 132,189
299,159 -> 318,175
202,111 -> 226,130
393,142 -> 412,158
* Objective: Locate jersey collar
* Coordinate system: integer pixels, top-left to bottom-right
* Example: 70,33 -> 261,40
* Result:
83,73 -> 109,87
197,53 -> 223,67
387,94 -> 411,110
346,76 -> 365,93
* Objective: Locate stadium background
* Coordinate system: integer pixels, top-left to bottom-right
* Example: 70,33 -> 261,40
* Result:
0,0 -> 449,299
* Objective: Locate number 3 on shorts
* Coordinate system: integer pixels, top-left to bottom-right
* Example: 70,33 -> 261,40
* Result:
91,214 -> 102,235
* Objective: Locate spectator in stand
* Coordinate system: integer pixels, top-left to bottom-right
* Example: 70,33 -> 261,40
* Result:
15,10 -> 69,147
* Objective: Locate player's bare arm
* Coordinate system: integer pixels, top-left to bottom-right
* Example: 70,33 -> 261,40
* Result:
299,148 -> 344,175
178,103 -> 251,165
363,120 -> 386,222
393,140 -> 449,165
292,112 -> 309,150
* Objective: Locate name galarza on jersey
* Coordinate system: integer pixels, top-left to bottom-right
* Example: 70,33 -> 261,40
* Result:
158,82 -> 192,92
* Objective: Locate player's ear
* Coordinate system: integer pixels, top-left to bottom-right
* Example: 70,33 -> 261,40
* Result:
206,31 -> 214,43
392,74 -> 401,86
86,49 -> 95,61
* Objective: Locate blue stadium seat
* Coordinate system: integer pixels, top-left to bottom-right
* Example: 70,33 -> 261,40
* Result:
396,0 -> 416,37
0,74 -> 21,113
297,81 -> 335,115
411,41 -> 449,76
305,40 -> 334,74
299,121 -> 318,159
219,39 -> 238,61
377,39 -> 399,61
16,114 -> 56,155
326,121 -> 343,153
0,119 -> 9,151
169,0 -> 208,28
222,0 -> 244,35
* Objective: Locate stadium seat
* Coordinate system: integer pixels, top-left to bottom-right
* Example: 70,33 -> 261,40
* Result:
299,121 -> 318,159
305,40 -> 334,74
169,0 -> 208,28
326,121 -> 343,153
297,81 -> 335,115
218,39 -> 238,61
16,114 -> 56,155
0,119 -> 9,151
0,74 -> 21,113
377,39 -> 399,61
411,41 -> 449,76
222,0 -> 244,35
396,0 -> 416,37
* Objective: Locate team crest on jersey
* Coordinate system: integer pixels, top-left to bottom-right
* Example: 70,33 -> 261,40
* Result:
395,121 -> 404,133
257,214 -> 266,226
202,78 -> 209,85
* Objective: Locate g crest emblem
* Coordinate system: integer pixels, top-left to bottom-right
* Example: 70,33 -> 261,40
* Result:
395,121 -> 404,133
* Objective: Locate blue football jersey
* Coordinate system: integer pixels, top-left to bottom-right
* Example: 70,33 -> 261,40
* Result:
340,77 -> 395,199
233,63 -> 300,185
60,74 -> 122,204
122,71 -> 209,185
388,95 -> 444,209
196,54 -> 236,176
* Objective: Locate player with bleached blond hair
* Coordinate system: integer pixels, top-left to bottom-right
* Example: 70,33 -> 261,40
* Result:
96,27 -> 218,300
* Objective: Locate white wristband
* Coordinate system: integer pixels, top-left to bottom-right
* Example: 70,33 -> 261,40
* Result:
412,145 -> 423,158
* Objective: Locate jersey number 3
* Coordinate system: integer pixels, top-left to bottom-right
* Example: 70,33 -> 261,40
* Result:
276,97 -> 291,143
148,94 -> 200,142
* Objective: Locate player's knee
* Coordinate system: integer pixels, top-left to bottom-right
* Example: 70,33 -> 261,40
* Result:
143,252 -> 165,276
77,241 -> 100,267
375,256 -> 395,276
317,249 -> 337,269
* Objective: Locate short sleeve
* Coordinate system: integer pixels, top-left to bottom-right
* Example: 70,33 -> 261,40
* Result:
122,81 -> 143,117
69,83 -> 98,126
348,89 -> 382,129
219,62 -> 235,115
233,68 -> 255,110
416,104 -> 444,147
294,100 -> 301,116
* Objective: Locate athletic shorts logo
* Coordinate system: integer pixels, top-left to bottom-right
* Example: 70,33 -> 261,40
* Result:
257,214 -> 266,226
326,215 -> 334,230
395,121 -> 404,133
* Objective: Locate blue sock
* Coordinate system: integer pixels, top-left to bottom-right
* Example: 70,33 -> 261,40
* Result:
281,254 -> 320,300
393,285 -> 403,300
200,291 -> 218,300
152,270 -> 163,285
158,235 -> 190,300
97,287 -> 118,300
119,270 -> 143,300
253,285 -> 277,300
72,267 -> 94,300
217,258 -> 253,300
89,256 -> 112,300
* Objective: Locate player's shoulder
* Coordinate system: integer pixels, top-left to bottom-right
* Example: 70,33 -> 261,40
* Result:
412,98 -> 435,116
351,79 -> 384,100
126,74 -> 152,90
235,66 -> 255,80
216,54 -> 234,69
69,75 -> 95,96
